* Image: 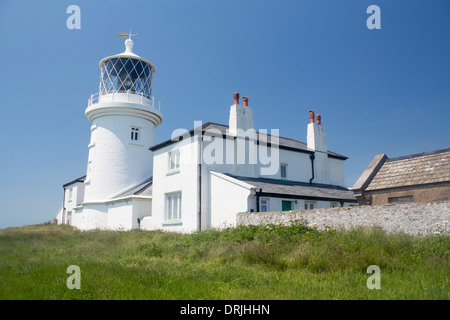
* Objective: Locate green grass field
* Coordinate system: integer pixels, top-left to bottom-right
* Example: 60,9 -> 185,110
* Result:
0,222 -> 448,299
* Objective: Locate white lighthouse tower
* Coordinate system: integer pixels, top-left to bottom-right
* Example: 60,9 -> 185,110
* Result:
83,34 -> 163,202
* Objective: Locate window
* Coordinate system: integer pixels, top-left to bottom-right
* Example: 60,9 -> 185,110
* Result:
131,127 -> 140,141
260,198 -> 269,212
169,149 -> 180,172
304,201 -> 316,210
330,202 -> 338,208
100,57 -> 153,99
166,192 -> 182,221
280,164 -> 288,179
68,188 -> 73,201
388,196 -> 414,204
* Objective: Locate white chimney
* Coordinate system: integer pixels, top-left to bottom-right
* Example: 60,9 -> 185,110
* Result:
307,110 -> 329,183
229,92 -> 254,136
307,110 -> 327,152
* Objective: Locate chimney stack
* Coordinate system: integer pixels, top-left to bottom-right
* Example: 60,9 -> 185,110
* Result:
229,92 -> 254,136
307,109 -> 328,183
307,110 -> 327,152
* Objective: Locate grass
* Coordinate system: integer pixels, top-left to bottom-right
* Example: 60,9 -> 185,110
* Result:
0,222 -> 448,299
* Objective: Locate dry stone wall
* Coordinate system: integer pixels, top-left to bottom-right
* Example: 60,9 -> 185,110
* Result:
237,201 -> 450,236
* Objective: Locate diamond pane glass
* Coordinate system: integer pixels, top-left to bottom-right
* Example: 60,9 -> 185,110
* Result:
99,57 -> 153,98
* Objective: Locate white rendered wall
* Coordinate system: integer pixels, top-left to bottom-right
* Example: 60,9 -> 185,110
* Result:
72,197 -> 151,231
149,136 -> 200,233
107,201 -> 133,230
73,204 -> 108,230
209,171 -> 253,228
84,113 -> 156,202
229,104 -> 254,135
61,181 -> 85,224
327,157 -> 345,186
261,148 -> 312,182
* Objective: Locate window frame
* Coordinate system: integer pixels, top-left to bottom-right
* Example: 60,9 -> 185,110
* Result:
165,192 -> 182,222
68,188 -> 73,202
260,198 -> 270,212
280,163 -> 288,179
304,201 -> 316,210
168,149 -> 181,173
130,126 -> 140,141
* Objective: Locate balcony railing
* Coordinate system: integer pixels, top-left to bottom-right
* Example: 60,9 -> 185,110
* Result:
88,91 -> 160,110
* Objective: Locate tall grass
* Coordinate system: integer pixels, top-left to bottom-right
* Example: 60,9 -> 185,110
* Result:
0,222 -> 448,299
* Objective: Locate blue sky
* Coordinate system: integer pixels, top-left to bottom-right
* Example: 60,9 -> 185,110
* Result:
0,0 -> 449,229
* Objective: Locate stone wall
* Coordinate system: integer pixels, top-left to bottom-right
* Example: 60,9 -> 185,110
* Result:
237,201 -> 450,236
370,184 -> 450,206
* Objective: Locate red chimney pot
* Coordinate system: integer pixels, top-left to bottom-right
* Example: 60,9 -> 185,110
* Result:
309,110 -> 315,123
316,114 -> 321,125
243,96 -> 249,107
234,92 -> 239,105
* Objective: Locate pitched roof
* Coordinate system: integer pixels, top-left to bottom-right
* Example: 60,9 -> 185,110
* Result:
350,154 -> 387,192
223,173 -> 357,202
150,122 -> 347,160
365,148 -> 450,191
63,175 -> 86,188
111,176 -> 153,199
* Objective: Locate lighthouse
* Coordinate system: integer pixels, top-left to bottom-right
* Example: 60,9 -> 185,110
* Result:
83,35 -> 163,202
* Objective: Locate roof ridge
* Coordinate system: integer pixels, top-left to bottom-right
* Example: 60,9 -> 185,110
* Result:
387,147 -> 450,162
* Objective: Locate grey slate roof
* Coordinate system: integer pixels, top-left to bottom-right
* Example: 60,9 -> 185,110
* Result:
365,148 -> 450,191
63,175 -> 86,188
111,176 -> 153,198
225,174 -> 357,202
150,122 -> 348,160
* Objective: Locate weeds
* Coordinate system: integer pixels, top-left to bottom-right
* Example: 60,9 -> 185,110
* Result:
0,222 -> 448,299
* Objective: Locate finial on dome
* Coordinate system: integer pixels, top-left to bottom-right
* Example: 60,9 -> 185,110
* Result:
118,31 -> 139,53
125,38 -> 134,53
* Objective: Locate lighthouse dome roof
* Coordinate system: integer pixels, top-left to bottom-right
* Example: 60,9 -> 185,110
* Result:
99,38 -> 156,73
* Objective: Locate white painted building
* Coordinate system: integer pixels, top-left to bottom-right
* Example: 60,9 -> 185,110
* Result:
57,37 -> 356,232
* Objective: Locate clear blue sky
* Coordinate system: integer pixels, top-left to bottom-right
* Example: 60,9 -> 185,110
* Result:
0,0 -> 449,229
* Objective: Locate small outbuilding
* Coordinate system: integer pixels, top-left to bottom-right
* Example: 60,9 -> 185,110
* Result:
351,148 -> 450,206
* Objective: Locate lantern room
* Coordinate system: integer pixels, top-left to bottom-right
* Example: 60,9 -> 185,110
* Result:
97,38 -> 156,100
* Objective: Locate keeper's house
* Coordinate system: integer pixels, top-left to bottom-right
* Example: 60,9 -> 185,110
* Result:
56,37 -> 356,232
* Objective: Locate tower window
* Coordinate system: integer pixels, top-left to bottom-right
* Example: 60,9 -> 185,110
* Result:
131,127 -> 140,141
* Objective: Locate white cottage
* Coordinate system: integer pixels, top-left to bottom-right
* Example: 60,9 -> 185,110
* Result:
56,37 -> 356,232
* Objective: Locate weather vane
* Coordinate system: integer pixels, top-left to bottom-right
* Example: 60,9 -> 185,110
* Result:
118,30 -> 138,40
